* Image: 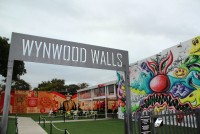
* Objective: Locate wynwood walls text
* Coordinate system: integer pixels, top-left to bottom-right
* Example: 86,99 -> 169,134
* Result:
22,39 -> 123,67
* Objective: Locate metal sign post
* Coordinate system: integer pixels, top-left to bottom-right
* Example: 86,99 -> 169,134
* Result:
124,64 -> 133,134
0,32 -> 132,134
0,60 -> 14,134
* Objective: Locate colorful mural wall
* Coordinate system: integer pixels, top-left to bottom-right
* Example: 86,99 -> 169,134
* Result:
79,100 -> 117,111
117,36 -> 200,118
0,90 -> 117,113
0,90 -> 67,113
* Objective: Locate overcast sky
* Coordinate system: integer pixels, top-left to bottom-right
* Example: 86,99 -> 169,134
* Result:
0,0 -> 200,88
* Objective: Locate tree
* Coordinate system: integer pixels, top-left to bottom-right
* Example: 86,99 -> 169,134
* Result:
36,78 -> 66,91
78,83 -> 89,89
34,79 -> 89,95
0,79 -> 31,90
66,83 -> 89,95
67,84 -> 80,95
0,37 -> 26,81
11,79 -> 31,90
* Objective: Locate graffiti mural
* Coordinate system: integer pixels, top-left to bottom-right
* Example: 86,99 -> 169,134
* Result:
118,36 -> 200,118
116,72 -> 127,118
0,90 -> 67,113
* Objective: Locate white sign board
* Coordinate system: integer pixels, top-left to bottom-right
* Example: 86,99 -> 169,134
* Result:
154,118 -> 163,127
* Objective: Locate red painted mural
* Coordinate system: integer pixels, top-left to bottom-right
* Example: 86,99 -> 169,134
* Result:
0,90 -> 66,113
0,90 -> 117,113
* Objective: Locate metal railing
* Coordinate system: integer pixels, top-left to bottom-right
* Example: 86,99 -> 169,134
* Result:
15,114 -> 18,134
39,115 -> 47,128
132,110 -> 200,134
39,114 -> 66,124
107,113 -> 118,119
39,115 -> 70,134
50,121 -> 70,134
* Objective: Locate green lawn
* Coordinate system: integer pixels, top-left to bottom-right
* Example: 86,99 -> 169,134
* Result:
1,114 -> 198,134
7,118 -> 17,134
40,119 -> 139,134
0,117 -> 16,134
40,120 -> 196,134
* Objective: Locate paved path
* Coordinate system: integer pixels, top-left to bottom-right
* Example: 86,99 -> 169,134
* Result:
17,116 -> 110,134
18,117 -> 47,134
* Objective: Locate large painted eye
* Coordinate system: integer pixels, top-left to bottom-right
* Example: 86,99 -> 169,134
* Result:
194,72 -> 200,79
184,57 -> 190,63
196,38 -> 199,44
197,71 -> 200,75
189,94 -> 194,97
192,40 -> 196,46
196,72 -> 200,79
142,74 -> 146,78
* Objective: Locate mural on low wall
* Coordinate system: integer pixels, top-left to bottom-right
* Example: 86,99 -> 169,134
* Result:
118,36 -> 200,118
0,90 -> 67,113
0,90 -> 118,113
79,100 -> 117,111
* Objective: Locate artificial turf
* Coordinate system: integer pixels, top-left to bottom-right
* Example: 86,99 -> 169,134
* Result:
41,119 -> 132,134
1,114 -> 198,134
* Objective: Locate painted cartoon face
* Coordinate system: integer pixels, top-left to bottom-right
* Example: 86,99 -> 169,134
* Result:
189,36 -> 200,55
187,71 -> 200,88
173,68 -> 188,78
184,55 -> 200,71
180,89 -> 200,108
147,51 -> 173,93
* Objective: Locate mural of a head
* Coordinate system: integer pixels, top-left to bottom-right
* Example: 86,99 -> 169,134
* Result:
66,94 -> 72,101
186,70 -> 200,89
189,36 -> 200,55
180,89 -> 200,108
183,55 -> 200,72
147,51 -> 173,93
64,94 -> 75,111
173,68 -> 188,78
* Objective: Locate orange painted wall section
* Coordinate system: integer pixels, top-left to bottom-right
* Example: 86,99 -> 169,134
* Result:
0,90 -> 118,113
0,90 -> 66,113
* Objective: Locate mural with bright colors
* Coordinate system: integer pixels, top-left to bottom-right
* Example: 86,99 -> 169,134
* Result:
0,90 -> 68,113
0,90 -> 117,113
117,36 -> 200,118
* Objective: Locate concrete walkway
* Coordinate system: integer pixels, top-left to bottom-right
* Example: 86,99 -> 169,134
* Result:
18,117 -> 47,134
17,116 -> 110,134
